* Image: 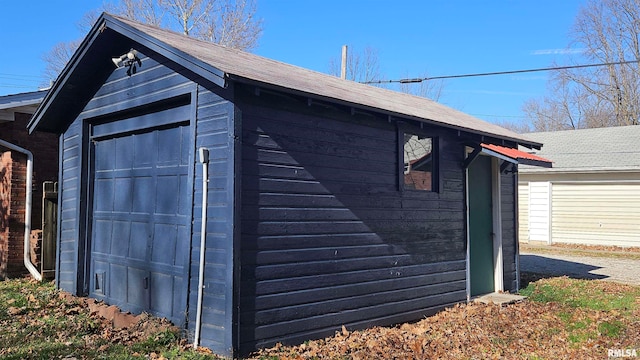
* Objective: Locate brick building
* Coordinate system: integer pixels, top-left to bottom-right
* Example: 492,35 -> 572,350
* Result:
0,90 -> 58,279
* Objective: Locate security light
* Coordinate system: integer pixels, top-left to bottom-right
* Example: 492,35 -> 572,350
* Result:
111,49 -> 142,76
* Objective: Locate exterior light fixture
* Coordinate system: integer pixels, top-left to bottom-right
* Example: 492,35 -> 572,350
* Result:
112,49 -> 142,76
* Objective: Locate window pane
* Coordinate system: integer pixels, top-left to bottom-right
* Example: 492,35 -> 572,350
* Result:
403,133 -> 433,191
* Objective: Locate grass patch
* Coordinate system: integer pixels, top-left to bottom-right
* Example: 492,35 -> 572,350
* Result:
598,320 -> 625,337
519,276 -> 640,347
519,277 -> 639,311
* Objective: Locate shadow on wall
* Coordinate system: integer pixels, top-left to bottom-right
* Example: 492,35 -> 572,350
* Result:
519,254 -> 608,287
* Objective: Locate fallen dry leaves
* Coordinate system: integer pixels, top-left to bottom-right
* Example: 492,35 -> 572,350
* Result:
2,276 -> 639,359
251,277 -> 640,360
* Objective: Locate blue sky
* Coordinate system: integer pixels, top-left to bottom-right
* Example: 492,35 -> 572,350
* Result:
0,0 -> 586,127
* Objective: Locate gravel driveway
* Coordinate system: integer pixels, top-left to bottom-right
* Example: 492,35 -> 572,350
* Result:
519,251 -> 640,286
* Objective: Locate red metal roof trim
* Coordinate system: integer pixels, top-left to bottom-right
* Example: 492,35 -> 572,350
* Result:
481,143 -> 552,164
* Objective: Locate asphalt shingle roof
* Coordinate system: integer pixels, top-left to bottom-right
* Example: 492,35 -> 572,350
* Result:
519,125 -> 640,172
29,13 -> 543,149
111,15 -> 540,148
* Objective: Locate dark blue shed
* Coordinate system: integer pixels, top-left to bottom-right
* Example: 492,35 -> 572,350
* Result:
29,13 -> 544,357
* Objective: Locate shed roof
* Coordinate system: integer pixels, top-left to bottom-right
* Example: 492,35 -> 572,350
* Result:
29,13 -> 541,149
519,125 -> 640,173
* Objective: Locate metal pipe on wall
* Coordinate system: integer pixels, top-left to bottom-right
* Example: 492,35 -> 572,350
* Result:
194,147 -> 210,349
0,139 -> 42,281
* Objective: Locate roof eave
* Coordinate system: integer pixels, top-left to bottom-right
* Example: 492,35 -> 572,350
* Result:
520,167 -> 640,174
104,15 -> 227,89
27,14 -> 109,134
28,13 -> 229,134
230,75 -> 543,149
0,90 -> 47,110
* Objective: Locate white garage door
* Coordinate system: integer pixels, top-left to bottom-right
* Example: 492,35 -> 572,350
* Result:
528,182 -> 551,243
518,182 -> 529,242
552,182 -> 640,247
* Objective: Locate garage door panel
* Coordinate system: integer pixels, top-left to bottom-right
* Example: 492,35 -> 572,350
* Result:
115,136 -> 134,169
134,131 -> 155,166
150,272 -> 173,314
90,121 -> 190,325
110,264 -> 126,300
527,181 -> 550,242
129,221 -> 150,260
95,138 -> 115,170
181,127 -> 190,165
174,225 -> 188,265
157,126 -> 182,164
93,220 -> 112,254
94,179 -> 114,212
127,267 -> 149,309
133,176 -> 154,213
114,178 -> 133,212
156,175 -> 180,214
179,174 -> 189,215
152,224 -> 178,264
111,220 -> 130,257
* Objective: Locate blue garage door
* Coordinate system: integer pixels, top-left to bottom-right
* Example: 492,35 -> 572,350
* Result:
90,121 -> 190,325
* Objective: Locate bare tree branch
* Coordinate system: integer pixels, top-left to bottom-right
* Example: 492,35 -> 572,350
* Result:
329,45 -> 381,84
524,0 -> 640,130
118,0 -> 165,26
41,0 -> 263,85
199,0 -> 262,50
41,40 -> 82,85
398,72 -> 445,102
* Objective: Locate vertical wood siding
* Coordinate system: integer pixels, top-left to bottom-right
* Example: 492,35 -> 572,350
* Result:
238,93 -> 468,352
187,85 -> 236,356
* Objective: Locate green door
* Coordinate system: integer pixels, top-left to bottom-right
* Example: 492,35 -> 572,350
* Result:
468,155 -> 494,296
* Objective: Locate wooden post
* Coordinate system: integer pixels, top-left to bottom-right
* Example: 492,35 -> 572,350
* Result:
41,181 -> 57,280
341,45 -> 348,80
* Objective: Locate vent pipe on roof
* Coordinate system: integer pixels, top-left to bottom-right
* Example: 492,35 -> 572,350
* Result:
340,45 -> 348,80
0,139 -> 42,281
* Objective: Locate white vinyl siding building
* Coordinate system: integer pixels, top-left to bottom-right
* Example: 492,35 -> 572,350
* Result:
518,126 -> 640,248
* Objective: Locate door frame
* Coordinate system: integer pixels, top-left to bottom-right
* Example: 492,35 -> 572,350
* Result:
465,149 -> 514,300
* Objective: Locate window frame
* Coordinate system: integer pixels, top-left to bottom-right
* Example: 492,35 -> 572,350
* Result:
398,124 -> 440,193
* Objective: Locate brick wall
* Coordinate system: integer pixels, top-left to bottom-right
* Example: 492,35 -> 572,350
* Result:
0,112 -> 58,279
1,151 -> 12,278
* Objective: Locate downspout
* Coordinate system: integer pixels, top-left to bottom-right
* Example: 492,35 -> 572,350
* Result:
194,147 -> 210,349
0,139 -> 42,281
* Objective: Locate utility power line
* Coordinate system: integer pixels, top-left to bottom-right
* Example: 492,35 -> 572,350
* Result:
363,59 -> 640,85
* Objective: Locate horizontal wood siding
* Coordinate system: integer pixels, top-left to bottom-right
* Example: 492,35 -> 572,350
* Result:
187,85 -> 235,356
56,120 -> 83,293
238,93 -> 467,352
551,183 -> 640,247
500,171 -> 517,292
